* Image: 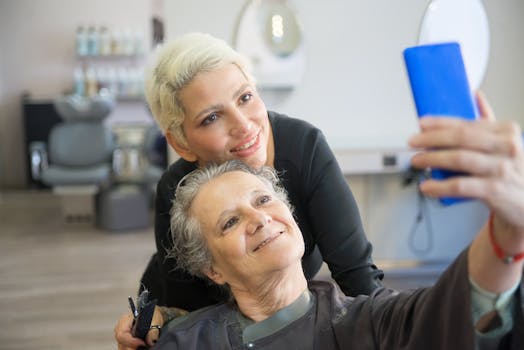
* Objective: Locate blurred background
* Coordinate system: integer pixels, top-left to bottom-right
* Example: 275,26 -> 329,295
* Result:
0,1 -> 523,349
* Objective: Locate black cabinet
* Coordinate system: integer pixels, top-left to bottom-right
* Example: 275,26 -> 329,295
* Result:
22,95 -> 62,188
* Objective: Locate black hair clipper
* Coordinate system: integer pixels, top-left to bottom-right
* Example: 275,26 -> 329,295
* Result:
128,290 -> 158,349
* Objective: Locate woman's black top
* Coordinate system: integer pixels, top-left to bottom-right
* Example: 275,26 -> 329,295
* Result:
140,111 -> 383,310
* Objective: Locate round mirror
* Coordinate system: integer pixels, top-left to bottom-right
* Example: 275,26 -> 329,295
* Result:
234,0 -> 306,89
260,2 -> 302,57
418,0 -> 490,90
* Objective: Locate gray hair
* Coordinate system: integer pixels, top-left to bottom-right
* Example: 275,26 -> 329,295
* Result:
168,160 -> 290,279
145,32 -> 254,146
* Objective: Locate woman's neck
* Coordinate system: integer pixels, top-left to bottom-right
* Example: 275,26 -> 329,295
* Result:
230,263 -> 308,322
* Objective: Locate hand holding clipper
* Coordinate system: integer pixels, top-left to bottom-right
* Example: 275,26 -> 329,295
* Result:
128,290 -> 158,349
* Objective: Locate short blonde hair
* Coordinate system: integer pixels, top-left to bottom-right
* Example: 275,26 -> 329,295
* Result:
145,32 -> 253,146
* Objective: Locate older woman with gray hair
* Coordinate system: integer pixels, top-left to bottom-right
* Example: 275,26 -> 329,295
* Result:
151,135 -> 524,349
168,161 -> 291,283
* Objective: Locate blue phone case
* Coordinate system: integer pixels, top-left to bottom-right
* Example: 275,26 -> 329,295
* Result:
403,42 -> 478,205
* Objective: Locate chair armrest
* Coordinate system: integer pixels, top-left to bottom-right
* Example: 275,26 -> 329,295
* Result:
29,141 -> 48,180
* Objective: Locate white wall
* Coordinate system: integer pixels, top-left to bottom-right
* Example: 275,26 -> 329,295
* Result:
165,0 -> 524,151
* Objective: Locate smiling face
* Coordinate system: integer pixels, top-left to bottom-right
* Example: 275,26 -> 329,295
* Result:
172,64 -> 273,169
191,170 -> 304,288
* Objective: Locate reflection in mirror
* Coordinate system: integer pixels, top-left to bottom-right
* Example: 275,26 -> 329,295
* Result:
260,1 -> 302,57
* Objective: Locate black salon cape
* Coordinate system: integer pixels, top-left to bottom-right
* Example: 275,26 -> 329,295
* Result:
141,111 -> 383,310
153,250 -> 524,350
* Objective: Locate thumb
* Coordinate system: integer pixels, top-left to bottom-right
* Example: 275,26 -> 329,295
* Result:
146,325 -> 161,347
145,306 -> 164,347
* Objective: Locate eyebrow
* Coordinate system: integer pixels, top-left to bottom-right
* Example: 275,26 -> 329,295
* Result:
215,188 -> 266,230
217,208 -> 234,230
191,82 -> 251,121
192,104 -> 222,121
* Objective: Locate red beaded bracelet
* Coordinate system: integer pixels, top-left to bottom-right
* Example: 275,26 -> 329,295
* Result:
488,213 -> 524,264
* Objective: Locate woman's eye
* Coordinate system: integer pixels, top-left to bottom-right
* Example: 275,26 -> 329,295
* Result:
222,217 -> 239,231
201,113 -> 218,126
256,194 -> 271,206
240,93 -> 252,104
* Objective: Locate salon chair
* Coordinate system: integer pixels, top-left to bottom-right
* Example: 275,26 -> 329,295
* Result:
34,94 -> 115,225
97,123 -> 166,231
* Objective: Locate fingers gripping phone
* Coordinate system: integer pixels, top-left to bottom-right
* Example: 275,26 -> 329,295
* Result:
128,290 -> 158,349
403,42 -> 478,205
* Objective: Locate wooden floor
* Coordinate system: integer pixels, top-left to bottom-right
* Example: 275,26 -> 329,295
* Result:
0,191 -> 156,350
0,190 -> 440,350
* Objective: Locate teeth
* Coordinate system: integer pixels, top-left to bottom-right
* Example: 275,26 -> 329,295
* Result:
254,231 -> 283,251
235,135 -> 257,151
256,238 -> 270,250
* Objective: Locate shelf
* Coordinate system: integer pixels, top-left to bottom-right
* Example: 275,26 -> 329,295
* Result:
334,149 -> 415,175
76,54 -> 145,60
116,96 -> 145,102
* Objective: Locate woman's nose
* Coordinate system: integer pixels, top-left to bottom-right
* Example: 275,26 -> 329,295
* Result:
229,110 -> 252,137
246,209 -> 271,235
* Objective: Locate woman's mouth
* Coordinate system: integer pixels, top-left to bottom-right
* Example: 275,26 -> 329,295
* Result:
231,132 -> 259,153
253,231 -> 283,252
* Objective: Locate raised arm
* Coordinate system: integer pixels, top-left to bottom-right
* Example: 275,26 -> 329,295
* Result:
409,91 -> 524,294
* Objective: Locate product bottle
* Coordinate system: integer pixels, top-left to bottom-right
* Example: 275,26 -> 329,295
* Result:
87,25 -> 99,56
111,28 -> 122,55
123,27 -> 134,56
73,67 -> 85,96
134,29 -> 145,56
107,67 -> 118,98
117,67 -> 129,98
76,25 -> 88,56
85,66 -> 98,97
99,26 -> 111,56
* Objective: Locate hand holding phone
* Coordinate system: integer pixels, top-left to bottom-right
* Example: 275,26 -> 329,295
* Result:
403,42 -> 477,205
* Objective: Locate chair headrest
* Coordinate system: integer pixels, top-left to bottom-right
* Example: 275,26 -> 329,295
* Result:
53,94 -> 115,121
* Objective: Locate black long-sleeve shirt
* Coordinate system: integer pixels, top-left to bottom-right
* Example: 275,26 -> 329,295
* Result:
140,112 -> 383,310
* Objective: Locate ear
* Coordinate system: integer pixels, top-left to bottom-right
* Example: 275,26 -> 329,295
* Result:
165,131 -> 198,162
203,266 -> 226,285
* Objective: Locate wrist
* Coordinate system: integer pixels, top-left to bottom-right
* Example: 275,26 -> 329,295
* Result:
489,213 -> 524,264
158,306 -> 188,324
